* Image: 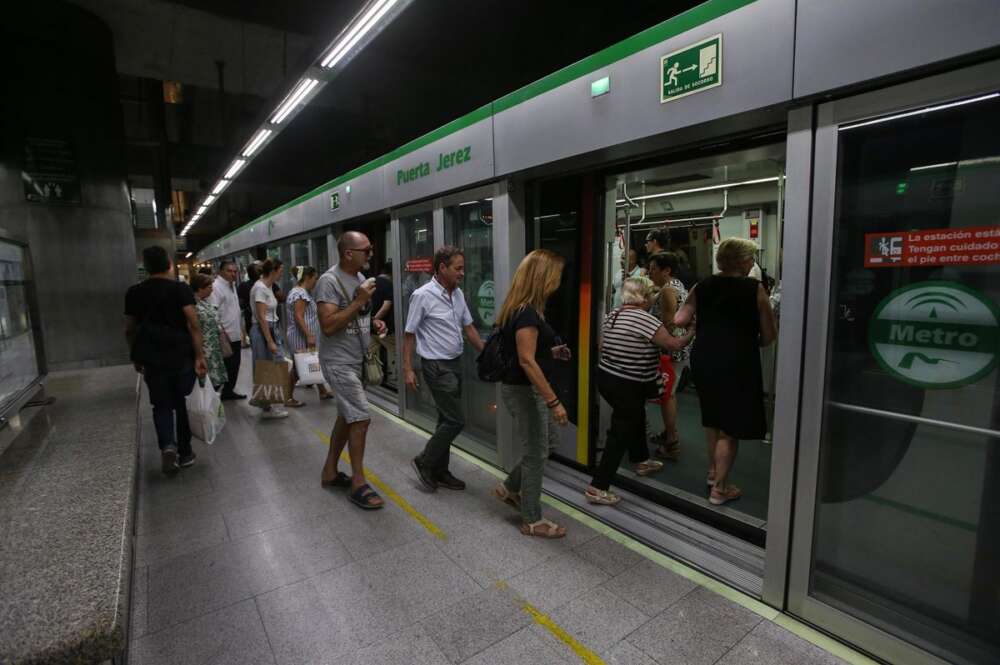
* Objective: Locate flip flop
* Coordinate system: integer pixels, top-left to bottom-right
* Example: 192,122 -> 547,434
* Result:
349,483 -> 384,510
321,471 -> 351,488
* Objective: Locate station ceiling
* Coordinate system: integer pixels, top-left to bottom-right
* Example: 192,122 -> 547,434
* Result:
70,0 -> 704,248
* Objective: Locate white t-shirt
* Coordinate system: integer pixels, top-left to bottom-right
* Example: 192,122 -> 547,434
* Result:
250,279 -> 278,324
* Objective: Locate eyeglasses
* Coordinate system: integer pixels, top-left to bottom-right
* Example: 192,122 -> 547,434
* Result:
349,246 -> 374,255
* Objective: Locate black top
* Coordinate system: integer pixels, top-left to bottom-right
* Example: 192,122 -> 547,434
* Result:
371,274 -> 394,334
690,275 -> 766,439
237,280 -> 254,311
124,277 -> 196,368
502,306 -> 558,386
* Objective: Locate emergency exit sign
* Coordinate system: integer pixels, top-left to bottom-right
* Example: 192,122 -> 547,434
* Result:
661,34 -> 722,103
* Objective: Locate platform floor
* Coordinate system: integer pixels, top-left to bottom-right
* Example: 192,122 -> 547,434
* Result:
129,351 -> 862,665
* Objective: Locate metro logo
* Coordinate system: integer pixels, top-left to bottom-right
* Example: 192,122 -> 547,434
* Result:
868,281 -> 999,389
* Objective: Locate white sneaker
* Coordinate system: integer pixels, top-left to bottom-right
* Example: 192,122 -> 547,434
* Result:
262,408 -> 288,419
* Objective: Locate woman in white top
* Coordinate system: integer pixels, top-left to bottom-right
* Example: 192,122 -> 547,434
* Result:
285,266 -> 332,402
249,258 -> 289,417
586,278 -> 692,506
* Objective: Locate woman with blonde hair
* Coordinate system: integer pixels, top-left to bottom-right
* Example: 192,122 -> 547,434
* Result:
492,249 -> 573,538
675,238 -> 777,505
586,277 -> 692,506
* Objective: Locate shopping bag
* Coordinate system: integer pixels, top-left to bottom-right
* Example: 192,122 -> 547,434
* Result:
187,378 -> 225,444
294,351 -> 325,386
252,359 -> 289,404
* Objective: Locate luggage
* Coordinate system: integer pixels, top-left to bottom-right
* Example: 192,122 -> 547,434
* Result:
187,378 -> 225,444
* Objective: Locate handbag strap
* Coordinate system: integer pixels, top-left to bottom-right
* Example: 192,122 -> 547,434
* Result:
330,271 -> 367,356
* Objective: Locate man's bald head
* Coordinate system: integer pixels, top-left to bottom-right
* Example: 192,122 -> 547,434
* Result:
337,231 -> 368,259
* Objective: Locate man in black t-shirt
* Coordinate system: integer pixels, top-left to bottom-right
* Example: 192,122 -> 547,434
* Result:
125,246 -> 208,474
371,262 -> 395,385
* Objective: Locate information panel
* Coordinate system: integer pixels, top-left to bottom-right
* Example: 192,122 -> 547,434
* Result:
864,225 -> 1000,268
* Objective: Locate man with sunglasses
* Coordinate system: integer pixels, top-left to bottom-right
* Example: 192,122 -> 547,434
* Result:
403,245 -> 485,492
315,231 -> 387,510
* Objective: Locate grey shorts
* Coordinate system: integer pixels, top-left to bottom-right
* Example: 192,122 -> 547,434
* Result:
322,362 -> 370,424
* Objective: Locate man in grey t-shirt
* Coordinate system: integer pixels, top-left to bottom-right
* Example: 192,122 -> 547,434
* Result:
315,231 -> 387,510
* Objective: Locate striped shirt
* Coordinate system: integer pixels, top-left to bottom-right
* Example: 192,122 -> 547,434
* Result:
285,286 -> 320,352
598,307 -> 663,382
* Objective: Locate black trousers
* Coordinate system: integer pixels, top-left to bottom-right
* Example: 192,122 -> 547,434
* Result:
222,341 -> 242,396
143,365 -> 196,456
591,369 -> 651,490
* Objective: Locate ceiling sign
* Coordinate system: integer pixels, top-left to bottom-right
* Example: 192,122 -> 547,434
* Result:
868,281 -> 999,389
864,225 -> 1000,268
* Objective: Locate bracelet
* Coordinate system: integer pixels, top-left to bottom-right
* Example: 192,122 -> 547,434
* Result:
546,398 -> 561,409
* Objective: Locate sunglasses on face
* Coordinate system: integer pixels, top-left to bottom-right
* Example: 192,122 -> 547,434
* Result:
349,246 -> 374,255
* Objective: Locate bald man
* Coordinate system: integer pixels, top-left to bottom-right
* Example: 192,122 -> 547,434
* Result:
315,231 -> 387,510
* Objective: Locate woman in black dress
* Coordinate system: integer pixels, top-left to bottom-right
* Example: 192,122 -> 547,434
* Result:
674,238 -> 777,505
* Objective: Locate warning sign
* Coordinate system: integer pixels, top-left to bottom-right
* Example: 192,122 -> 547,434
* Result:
405,257 -> 433,273
864,225 -> 1000,268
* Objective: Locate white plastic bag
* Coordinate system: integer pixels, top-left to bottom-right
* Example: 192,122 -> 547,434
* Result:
187,378 -> 225,445
294,351 -> 325,386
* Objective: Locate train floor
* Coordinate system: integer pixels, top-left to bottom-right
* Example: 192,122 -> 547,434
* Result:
129,350 -> 865,665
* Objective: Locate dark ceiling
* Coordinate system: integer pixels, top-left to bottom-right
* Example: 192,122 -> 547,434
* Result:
131,0 -> 707,246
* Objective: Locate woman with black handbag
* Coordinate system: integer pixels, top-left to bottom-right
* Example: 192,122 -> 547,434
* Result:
492,249 -> 573,538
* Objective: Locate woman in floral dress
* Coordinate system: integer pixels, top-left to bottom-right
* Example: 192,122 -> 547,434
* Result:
191,273 -> 229,391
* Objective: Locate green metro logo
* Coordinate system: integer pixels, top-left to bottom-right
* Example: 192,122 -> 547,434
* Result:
868,281 -> 999,389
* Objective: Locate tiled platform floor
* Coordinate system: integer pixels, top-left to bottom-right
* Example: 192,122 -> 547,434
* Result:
129,353 -> 855,665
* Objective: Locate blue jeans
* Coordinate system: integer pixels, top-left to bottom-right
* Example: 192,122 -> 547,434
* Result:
501,384 -> 560,523
143,366 -> 197,455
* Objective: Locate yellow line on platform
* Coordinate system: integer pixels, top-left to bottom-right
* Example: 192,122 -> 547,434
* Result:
312,429 -> 447,542
495,582 -> 605,665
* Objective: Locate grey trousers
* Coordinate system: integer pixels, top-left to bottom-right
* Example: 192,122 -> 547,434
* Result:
418,357 -> 465,473
501,383 -> 560,524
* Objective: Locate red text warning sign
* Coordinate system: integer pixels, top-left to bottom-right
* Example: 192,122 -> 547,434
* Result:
405,257 -> 433,273
864,226 -> 1000,268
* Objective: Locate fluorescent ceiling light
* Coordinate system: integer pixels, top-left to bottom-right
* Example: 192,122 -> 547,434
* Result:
840,92 -> 999,131
204,195 -> 217,206
910,162 -> 957,172
322,0 -> 397,68
224,159 -> 247,179
271,78 -> 319,124
241,129 -> 272,157
185,252 -> 193,258
212,179 -> 230,195
615,176 -> 781,204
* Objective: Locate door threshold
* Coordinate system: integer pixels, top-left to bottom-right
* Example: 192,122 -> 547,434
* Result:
543,462 -> 766,598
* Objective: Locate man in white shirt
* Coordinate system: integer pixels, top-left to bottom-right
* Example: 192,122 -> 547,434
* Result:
403,246 -> 485,492
210,260 -> 245,400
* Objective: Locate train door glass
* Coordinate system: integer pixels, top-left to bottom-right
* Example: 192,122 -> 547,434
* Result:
527,177 -> 584,463
807,92 -> 1000,665
601,142 -> 786,530
443,196 -> 497,447
311,236 -> 329,273
398,210 -> 437,422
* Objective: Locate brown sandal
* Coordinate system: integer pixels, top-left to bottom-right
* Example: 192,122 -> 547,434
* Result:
709,484 -> 742,505
493,483 -> 521,510
520,518 -> 566,539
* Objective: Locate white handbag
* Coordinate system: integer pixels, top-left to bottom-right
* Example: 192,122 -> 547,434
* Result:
294,351 -> 325,386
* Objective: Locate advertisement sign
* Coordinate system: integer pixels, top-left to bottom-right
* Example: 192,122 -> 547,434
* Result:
864,226 -> 1000,268
868,281 -> 999,389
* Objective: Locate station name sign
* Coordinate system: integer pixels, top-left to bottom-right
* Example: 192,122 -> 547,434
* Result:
397,146 -> 472,186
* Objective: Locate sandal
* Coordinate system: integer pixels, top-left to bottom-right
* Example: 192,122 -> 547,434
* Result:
321,471 -> 351,488
634,459 -> 664,476
585,487 -> 621,505
707,473 -> 716,487
654,441 -> 681,461
348,483 -> 384,509
493,483 -> 521,510
284,398 -> 305,408
709,484 -> 742,506
520,518 -> 566,539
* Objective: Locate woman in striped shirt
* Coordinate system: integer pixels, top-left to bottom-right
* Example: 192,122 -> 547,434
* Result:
286,266 -> 333,403
586,278 -> 693,506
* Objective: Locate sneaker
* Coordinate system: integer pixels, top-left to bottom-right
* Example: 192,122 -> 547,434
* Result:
411,457 -> 437,491
262,408 -> 289,419
434,470 -> 466,491
161,447 -> 179,474
179,452 -> 197,468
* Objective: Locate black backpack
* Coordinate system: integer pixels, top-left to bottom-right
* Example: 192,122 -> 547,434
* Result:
476,318 -> 516,383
